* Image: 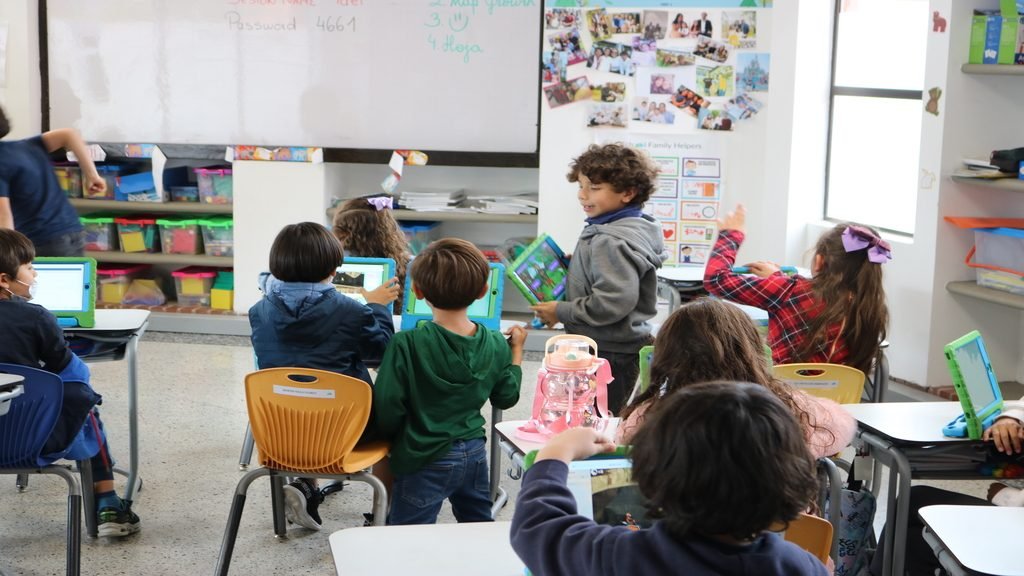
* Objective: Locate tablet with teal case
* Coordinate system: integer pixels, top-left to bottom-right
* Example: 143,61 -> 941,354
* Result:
332,256 -> 397,312
31,257 -> 98,328
506,234 -> 569,305
942,330 -> 1004,440
400,262 -> 505,331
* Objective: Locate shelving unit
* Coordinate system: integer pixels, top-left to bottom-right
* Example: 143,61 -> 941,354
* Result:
84,250 -> 232,267
390,210 -> 537,224
946,281 -> 1024,310
950,176 -> 1024,192
961,64 -> 1024,75
71,198 -> 233,214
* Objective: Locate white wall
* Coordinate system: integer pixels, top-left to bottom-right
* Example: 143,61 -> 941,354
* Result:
1,0 -> 41,136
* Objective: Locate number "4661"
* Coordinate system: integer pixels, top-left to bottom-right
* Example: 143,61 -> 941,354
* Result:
316,16 -> 355,32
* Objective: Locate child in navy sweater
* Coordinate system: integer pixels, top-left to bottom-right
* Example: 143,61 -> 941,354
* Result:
510,382 -> 828,576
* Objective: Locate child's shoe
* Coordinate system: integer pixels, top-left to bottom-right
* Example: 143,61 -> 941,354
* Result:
283,478 -> 323,530
97,499 -> 141,538
988,482 -> 1024,507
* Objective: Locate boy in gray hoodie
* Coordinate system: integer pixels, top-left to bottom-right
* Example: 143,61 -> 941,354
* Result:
532,143 -> 666,413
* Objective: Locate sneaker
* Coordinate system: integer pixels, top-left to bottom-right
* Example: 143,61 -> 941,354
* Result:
362,512 -> 374,527
283,478 -> 322,531
97,500 -> 141,538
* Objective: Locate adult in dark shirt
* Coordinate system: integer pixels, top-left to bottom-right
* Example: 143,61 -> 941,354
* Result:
694,12 -> 713,37
0,104 -> 106,256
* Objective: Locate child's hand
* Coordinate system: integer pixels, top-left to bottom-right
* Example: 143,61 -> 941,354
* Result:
746,261 -> 780,278
535,427 -> 617,464
530,301 -> 559,328
718,203 -> 746,233
84,173 -> 107,197
504,325 -> 527,349
984,417 -> 1024,454
362,277 -> 400,306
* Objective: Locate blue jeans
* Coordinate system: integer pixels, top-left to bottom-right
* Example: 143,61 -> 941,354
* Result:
388,437 -> 493,525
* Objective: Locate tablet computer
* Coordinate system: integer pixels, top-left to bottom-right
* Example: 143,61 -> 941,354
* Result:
399,262 -> 505,331
332,256 -> 397,312
31,257 -> 97,328
506,234 -> 569,305
566,452 -> 650,530
942,330 -> 1004,440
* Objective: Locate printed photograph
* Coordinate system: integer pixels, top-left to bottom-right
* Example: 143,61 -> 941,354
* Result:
653,178 -> 679,199
632,98 -> 676,125
725,93 -> 764,121
542,50 -> 568,85
543,76 -> 591,109
678,221 -> 718,243
693,36 -> 730,64
545,8 -> 579,30
697,106 -> 734,131
721,10 -> 757,48
682,157 -> 721,178
587,103 -> 629,128
657,48 -> 695,67
631,37 -> 658,67
696,65 -> 735,99
681,180 -> 721,199
585,8 -> 614,41
548,29 -> 586,65
737,53 -> 770,92
649,73 -> 675,95
609,12 -> 641,34
592,82 -> 627,102
587,42 -> 636,76
642,10 -> 669,40
678,243 -> 711,266
670,85 -> 707,117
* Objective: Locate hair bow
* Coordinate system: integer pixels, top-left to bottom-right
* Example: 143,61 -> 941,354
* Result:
841,225 -> 892,264
367,196 -> 393,211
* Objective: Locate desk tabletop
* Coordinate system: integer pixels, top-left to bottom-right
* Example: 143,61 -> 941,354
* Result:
843,402 -> 975,444
0,374 -> 26,386
919,505 -> 1024,576
330,521 -> 523,576
495,419 -> 622,456
68,309 -> 150,332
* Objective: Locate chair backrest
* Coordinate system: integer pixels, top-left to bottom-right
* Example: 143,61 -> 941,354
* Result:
773,363 -> 866,405
245,367 -> 372,472
783,512 -> 834,564
637,345 -> 654,396
0,363 -> 64,469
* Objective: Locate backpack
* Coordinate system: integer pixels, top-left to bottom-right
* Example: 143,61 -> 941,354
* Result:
825,476 -> 877,576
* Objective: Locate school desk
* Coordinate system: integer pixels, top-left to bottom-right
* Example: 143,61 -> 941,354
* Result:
919,505 -> 1024,576
329,521 -> 523,576
0,378 -> 25,416
64,309 -> 150,508
843,402 -> 990,576
493,419 -> 622,477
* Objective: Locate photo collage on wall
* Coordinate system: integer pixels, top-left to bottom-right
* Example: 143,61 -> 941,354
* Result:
542,3 -> 771,132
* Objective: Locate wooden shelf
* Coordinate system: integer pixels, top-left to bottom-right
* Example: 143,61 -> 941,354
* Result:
951,176 -> 1024,192
946,281 -> 1024,310
392,210 -> 537,224
961,64 -> 1024,75
86,251 -> 232,267
71,199 -> 233,214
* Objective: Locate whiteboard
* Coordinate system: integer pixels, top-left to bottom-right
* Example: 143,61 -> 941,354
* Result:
45,0 -> 541,153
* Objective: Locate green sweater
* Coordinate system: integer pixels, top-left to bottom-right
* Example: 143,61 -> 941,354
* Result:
372,321 -> 522,475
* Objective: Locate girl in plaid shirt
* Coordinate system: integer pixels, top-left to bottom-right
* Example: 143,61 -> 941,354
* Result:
704,204 -> 890,375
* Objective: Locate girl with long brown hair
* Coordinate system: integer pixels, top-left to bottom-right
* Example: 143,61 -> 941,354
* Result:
332,195 -> 411,309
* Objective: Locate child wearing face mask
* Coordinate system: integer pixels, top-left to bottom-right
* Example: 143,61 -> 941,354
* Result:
0,228 -> 142,538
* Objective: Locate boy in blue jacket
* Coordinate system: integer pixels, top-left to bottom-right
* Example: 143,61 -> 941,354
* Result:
511,381 -> 829,576
249,222 -> 398,530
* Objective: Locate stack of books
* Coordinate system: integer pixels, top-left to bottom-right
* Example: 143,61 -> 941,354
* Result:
464,192 -> 539,215
397,189 -> 466,212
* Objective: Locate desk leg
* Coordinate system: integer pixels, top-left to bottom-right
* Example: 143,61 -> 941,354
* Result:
124,333 -> 141,502
859,432 -> 911,576
489,407 -> 508,518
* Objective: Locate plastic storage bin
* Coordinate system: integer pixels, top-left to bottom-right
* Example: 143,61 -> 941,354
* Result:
399,221 -> 441,255
200,217 -> 234,257
195,168 -> 233,204
79,214 -> 119,252
157,217 -> 203,255
977,268 -> 1024,296
115,217 -> 160,253
211,270 -> 235,310
170,186 -> 199,203
83,165 -> 125,200
172,266 -> 218,307
116,166 -> 190,203
974,228 -> 1024,275
53,164 -> 82,198
97,264 -> 151,304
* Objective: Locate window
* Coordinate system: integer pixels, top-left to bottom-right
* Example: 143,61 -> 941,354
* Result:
825,0 -> 928,235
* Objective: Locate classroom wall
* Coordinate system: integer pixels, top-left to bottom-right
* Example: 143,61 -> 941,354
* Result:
0,0 -> 41,137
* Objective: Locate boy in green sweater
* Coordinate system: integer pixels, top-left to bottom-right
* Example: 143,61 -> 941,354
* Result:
373,238 -> 525,525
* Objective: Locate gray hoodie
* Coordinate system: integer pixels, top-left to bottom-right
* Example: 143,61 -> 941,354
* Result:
555,215 -> 666,353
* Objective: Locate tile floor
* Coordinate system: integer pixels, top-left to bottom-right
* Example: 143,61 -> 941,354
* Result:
0,334 -> 1012,576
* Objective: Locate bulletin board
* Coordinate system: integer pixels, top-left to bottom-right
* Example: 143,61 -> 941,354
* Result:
42,0 -> 542,157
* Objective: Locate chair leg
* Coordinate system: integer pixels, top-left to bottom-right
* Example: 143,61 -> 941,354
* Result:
16,473 -> 28,491
37,466 -> 83,576
349,471 -> 388,526
239,424 -> 254,470
269,474 -> 287,537
78,460 -> 97,538
215,468 -> 268,576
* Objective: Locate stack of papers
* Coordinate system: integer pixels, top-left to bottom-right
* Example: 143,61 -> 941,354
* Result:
953,158 -> 1014,179
397,189 -> 465,211
464,192 -> 539,215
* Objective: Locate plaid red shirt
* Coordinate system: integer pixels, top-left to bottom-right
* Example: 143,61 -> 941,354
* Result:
703,229 -> 849,367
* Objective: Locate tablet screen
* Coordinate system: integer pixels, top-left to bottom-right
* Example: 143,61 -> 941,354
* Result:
405,266 -> 499,320
511,238 -> 568,303
32,262 -> 89,312
333,262 -> 389,305
567,458 -> 651,530
952,338 -> 998,410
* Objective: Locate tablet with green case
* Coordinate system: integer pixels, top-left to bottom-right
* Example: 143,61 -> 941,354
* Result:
942,330 -> 1004,440
506,234 -> 569,305
31,257 -> 98,328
